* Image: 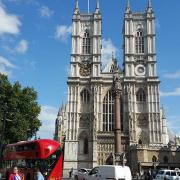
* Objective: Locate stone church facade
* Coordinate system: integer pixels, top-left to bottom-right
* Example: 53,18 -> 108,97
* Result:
54,0 -> 180,176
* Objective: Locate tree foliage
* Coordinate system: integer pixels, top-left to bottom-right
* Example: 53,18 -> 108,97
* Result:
0,74 -> 41,144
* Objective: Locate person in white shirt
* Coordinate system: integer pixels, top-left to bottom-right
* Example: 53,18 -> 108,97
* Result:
120,154 -> 132,180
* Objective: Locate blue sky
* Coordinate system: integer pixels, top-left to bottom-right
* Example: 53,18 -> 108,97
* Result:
0,0 -> 180,139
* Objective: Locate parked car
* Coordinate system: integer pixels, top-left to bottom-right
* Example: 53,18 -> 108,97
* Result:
73,168 -> 91,180
85,165 -> 132,180
155,169 -> 180,180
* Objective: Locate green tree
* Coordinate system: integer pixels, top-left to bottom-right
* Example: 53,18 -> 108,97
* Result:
0,74 -> 41,144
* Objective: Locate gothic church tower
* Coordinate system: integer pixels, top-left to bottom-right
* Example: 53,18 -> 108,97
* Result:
63,0 -> 102,174
123,0 -> 163,145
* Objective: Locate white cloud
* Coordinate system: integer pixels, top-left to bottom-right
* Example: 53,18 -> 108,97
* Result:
39,105 -> 58,121
37,105 -> 58,139
160,88 -> 180,97
163,70 -> 180,79
55,25 -> 72,42
0,56 -> 16,76
101,38 -> 118,68
0,6 -> 21,36
15,39 -> 28,54
39,5 -> 53,18
167,116 -> 180,135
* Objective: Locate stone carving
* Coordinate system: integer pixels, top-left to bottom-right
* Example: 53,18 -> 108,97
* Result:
79,115 -> 90,128
137,114 -> 148,127
113,73 -> 122,97
137,128 -> 149,144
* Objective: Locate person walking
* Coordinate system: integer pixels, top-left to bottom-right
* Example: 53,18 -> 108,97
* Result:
69,167 -> 73,178
34,167 -> 44,180
8,166 -> 24,180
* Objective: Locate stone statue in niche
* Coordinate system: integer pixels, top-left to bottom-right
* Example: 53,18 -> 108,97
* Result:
79,115 -> 89,128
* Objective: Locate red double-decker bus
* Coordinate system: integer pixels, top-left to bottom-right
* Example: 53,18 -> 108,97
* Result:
0,139 -> 63,180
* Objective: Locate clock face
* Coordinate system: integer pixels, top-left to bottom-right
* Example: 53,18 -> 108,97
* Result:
79,61 -> 91,76
138,66 -> 144,73
135,64 -> 146,76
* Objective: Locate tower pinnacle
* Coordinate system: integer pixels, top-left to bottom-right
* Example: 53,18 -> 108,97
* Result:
147,0 -> 153,13
96,0 -> 100,9
74,0 -> 79,14
95,0 -> 100,14
148,0 -> 152,8
125,0 -> 131,13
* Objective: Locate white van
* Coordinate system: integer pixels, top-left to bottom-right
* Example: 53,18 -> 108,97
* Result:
155,169 -> 180,180
85,165 -> 132,180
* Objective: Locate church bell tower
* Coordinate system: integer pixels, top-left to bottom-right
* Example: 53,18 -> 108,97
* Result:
63,0 -> 102,175
123,0 -> 163,145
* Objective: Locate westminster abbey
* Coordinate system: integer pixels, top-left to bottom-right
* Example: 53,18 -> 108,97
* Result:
54,0 -> 180,177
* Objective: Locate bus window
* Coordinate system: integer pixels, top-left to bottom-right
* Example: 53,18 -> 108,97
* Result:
17,160 -> 26,168
14,143 -> 37,152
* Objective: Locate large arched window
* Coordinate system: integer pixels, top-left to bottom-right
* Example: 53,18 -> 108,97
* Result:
103,90 -> 114,131
136,88 -> 146,102
82,30 -> 91,54
135,30 -> 144,54
80,89 -> 90,103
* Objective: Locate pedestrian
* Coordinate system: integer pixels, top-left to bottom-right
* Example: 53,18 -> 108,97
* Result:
136,172 -> 140,180
69,167 -> 73,178
8,166 -> 24,180
105,153 -> 114,165
34,167 -> 44,180
120,154 -> 132,180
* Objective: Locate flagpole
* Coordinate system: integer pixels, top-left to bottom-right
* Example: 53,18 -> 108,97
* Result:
88,0 -> 89,13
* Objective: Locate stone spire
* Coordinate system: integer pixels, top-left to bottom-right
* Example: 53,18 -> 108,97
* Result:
74,0 -> 79,14
148,0 -> 152,8
147,0 -> 153,13
95,0 -> 100,14
125,0 -> 131,13
58,101 -> 65,116
112,52 -> 115,60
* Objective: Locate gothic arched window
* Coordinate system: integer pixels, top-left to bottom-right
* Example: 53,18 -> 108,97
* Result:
103,90 -> 114,131
80,89 -> 90,103
135,30 -> 144,54
84,138 -> 88,154
82,30 -> 91,54
110,65 -> 114,73
136,88 -> 146,102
